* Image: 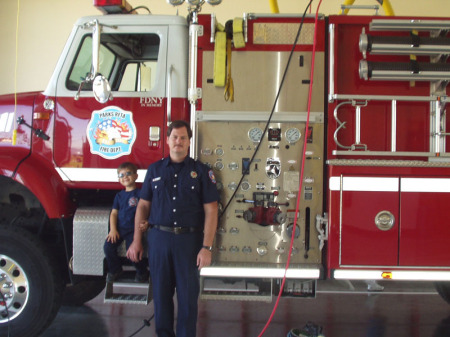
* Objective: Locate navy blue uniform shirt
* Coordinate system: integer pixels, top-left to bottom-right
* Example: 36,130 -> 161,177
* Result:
140,156 -> 219,228
112,188 -> 140,234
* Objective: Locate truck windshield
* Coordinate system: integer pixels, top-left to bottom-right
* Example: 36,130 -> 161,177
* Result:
66,33 -> 160,93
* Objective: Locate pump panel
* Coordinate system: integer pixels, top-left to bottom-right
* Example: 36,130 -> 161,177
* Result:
197,120 -> 324,265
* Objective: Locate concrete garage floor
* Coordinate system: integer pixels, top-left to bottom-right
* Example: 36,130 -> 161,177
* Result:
41,280 -> 450,337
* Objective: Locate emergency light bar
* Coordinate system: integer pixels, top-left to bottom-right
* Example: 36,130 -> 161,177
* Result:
94,0 -> 134,14
359,59 -> 450,81
167,0 -> 222,5
360,34 -> 450,56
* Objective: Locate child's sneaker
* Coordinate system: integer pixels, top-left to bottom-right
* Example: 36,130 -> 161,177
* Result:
106,268 -> 123,283
135,270 -> 149,283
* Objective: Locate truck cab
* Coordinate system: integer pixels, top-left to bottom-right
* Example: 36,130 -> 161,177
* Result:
0,12 -> 190,337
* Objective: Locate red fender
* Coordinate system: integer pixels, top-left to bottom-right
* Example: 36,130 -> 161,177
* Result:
4,151 -> 75,219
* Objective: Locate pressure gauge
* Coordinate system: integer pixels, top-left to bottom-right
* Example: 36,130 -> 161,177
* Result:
248,127 -> 263,143
285,127 -> 301,144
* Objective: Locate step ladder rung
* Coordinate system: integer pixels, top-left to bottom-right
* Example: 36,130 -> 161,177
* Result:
104,272 -> 152,305
104,293 -> 149,304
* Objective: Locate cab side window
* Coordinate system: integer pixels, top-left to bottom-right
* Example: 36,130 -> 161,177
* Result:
66,33 -> 160,92
119,61 -> 158,92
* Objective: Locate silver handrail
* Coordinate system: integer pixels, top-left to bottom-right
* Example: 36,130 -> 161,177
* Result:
166,65 -> 173,127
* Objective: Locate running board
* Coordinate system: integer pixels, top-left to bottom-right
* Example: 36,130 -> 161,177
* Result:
199,263 -> 320,301
104,272 -> 152,305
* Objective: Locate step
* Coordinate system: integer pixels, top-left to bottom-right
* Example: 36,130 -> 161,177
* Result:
104,271 -> 152,305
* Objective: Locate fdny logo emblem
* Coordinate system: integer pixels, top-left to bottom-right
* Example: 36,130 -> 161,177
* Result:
86,106 -> 137,159
129,196 -> 139,207
191,171 -> 198,179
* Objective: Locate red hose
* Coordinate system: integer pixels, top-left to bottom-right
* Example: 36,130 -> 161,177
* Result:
257,0 -> 323,335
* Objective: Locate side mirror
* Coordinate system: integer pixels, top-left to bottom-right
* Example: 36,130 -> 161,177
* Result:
93,75 -> 112,103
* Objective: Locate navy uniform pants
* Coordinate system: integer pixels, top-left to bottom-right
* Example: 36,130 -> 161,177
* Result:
147,228 -> 202,337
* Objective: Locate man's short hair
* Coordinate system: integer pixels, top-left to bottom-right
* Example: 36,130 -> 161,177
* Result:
167,120 -> 192,138
117,162 -> 138,174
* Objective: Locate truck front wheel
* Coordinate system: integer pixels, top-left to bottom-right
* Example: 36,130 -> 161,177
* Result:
0,225 -> 64,337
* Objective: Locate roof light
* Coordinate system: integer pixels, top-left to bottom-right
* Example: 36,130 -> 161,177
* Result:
167,0 -> 185,6
94,0 -> 134,14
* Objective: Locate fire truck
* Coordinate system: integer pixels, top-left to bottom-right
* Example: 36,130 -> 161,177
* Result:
1,0 -> 450,335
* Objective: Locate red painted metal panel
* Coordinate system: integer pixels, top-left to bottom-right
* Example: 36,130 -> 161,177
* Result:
328,165 -> 450,273
340,189 -> 399,266
400,187 -> 450,266
53,96 -> 188,175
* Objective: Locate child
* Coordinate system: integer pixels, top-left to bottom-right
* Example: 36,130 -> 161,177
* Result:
104,162 -> 149,283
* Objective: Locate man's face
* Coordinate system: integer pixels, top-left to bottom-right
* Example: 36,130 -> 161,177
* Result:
167,126 -> 190,159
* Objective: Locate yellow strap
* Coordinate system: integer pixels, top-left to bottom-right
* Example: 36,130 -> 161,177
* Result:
232,18 -> 246,49
216,22 -> 225,32
269,0 -> 279,13
214,31 -> 227,87
380,0 -> 395,16
224,39 -> 234,102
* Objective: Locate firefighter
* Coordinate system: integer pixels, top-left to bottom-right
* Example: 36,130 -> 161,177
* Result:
127,120 -> 219,337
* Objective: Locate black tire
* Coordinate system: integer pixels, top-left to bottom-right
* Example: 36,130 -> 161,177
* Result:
62,276 -> 105,306
435,282 -> 450,304
0,226 -> 64,337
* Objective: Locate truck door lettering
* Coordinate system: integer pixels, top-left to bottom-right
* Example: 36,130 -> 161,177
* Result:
140,96 -> 163,107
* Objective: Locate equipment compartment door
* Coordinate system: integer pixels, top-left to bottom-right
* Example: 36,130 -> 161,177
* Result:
338,176 -> 399,266
399,177 -> 450,266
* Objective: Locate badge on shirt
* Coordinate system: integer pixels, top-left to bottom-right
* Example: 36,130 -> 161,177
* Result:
129,196 -> 139,207
191,171 -> 198,179
152,177 -> 161,182
208,170 -> 216,184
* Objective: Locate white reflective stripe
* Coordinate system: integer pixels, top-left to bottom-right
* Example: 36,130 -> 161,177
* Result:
329,176 -> 341,191
334,269 -> 450,281
334,269 -> 383,280
56,167 -> 146,183
200,266 -> 321,279
402,178 -> 450,193
329,177 -> 399,192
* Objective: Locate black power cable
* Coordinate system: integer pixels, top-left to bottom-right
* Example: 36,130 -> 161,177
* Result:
127,313 -> 154,337
219,0 -> 314,219
127,6 -> 151,14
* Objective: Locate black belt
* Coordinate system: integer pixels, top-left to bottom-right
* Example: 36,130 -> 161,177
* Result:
151,225 -> 202,234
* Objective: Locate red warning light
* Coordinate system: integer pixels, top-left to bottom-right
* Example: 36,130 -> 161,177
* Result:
94,0 -> 134,14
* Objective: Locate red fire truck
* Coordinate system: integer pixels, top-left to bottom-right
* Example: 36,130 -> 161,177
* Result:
1,0 -> 450,336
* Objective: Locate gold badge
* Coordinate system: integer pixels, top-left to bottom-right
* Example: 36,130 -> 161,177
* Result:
191,171 -> 198,178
